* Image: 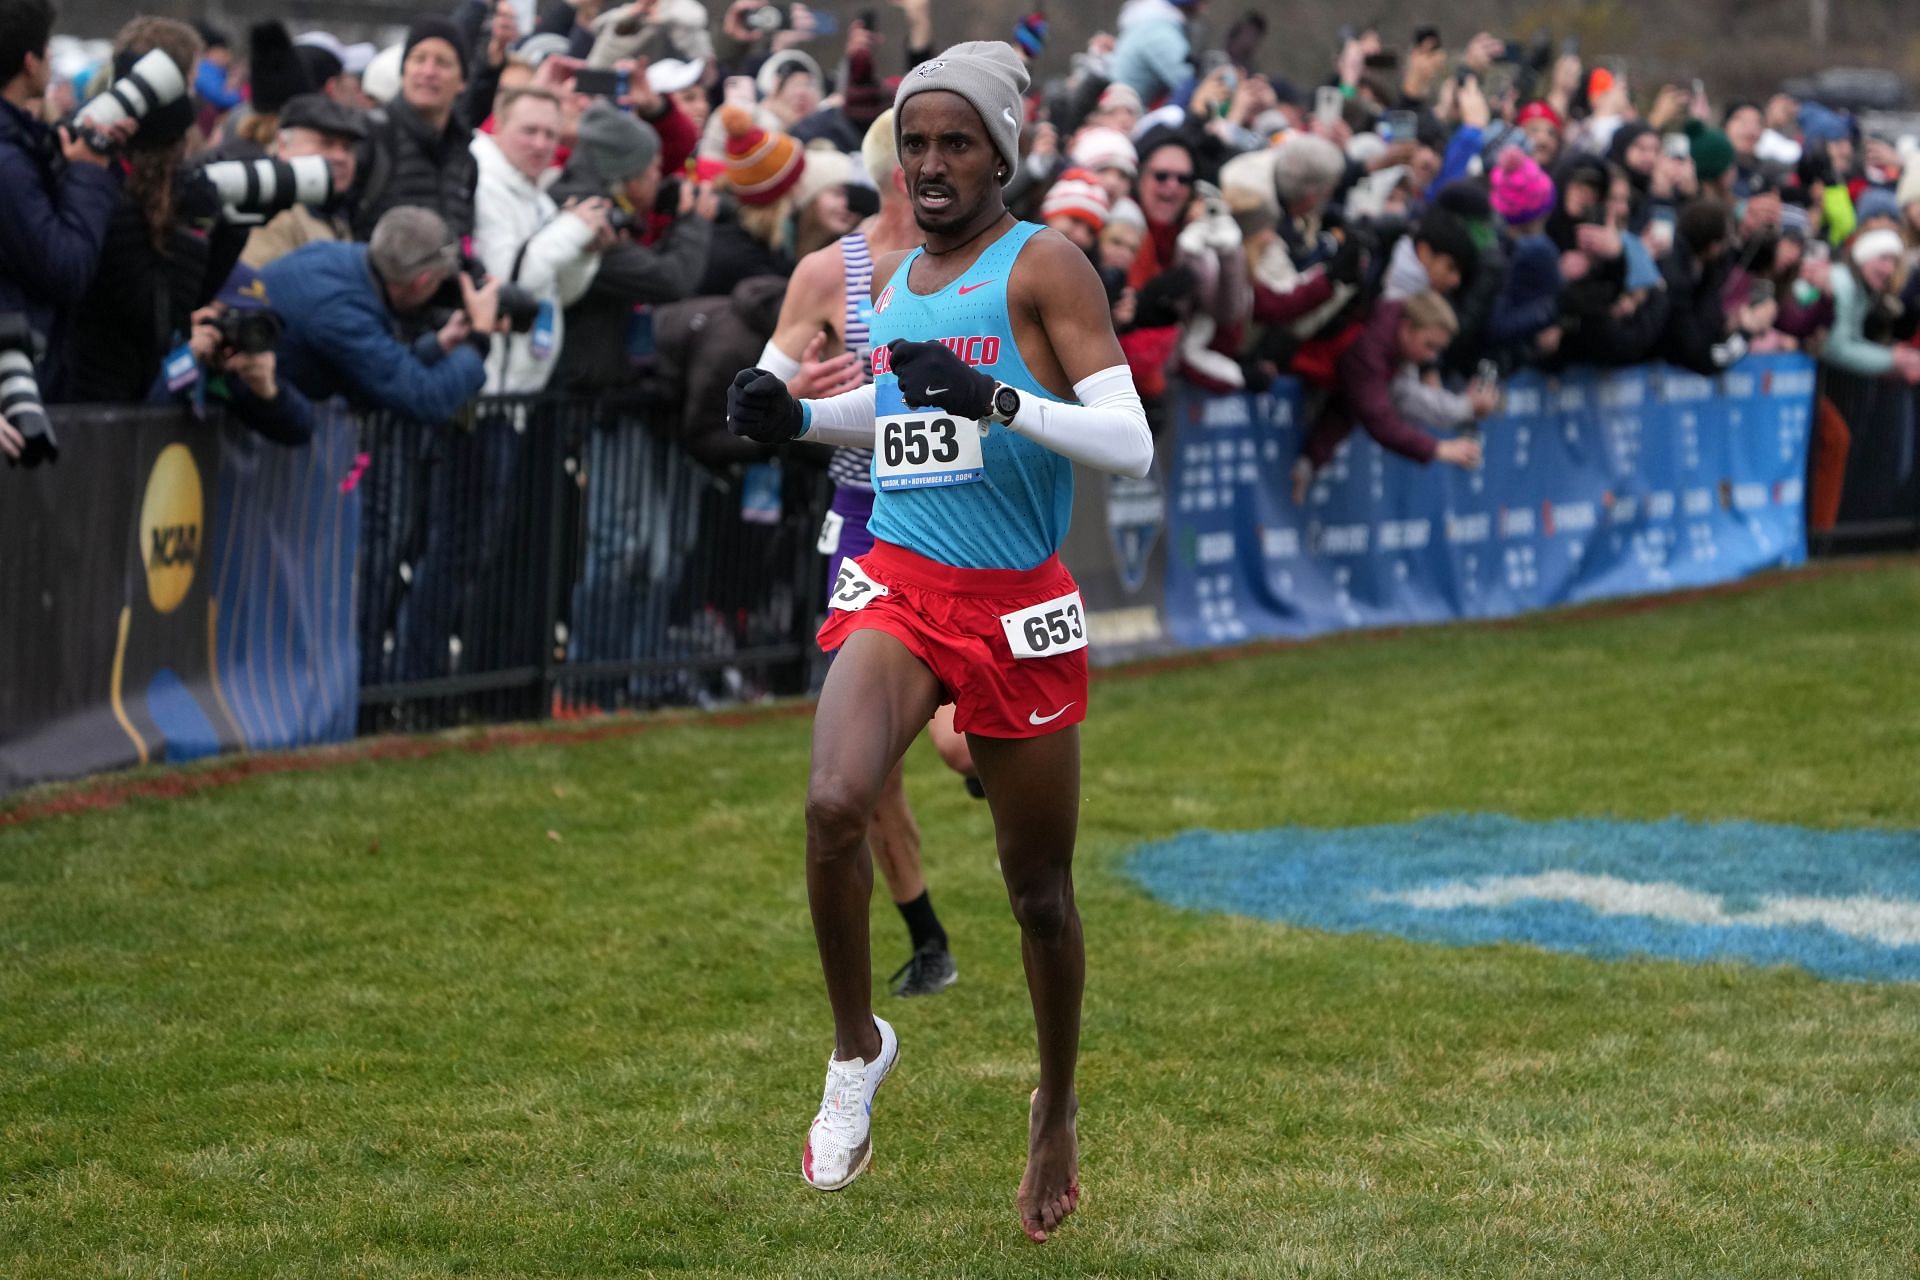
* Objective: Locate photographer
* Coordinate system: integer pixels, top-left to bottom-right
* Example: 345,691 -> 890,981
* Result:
0,0 -> 134,394
240,93 -> 365,268
147,264 -> 314,446
61,19 -> 252,403
260,205 -> 495,424
548,98 -> 716,394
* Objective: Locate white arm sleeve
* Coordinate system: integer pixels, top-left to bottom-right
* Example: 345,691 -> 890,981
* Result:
755,339 -> 802,381
798,383 -> 878,448
1006,365 -> 1154,479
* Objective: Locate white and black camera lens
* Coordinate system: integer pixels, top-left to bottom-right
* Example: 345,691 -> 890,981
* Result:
0,345 -> 56,468
199,155 -> 333,222
73,49 -> 188,150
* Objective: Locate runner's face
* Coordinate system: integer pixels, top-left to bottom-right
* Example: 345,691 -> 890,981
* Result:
899,92 -> 1002,235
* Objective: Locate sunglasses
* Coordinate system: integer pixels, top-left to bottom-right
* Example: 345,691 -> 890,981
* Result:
1147,169 -> 1194,185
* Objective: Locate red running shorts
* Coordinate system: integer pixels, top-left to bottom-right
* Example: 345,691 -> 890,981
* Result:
816,540 -> 1090,739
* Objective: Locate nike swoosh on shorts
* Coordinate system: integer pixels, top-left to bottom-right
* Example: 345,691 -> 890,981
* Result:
1029,703 -> 1075,726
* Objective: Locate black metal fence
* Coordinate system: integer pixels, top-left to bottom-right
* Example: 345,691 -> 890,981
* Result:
354,397 -> 829,733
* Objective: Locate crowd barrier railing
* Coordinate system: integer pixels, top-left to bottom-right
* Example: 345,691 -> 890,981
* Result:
1817,364 -> 1920,553
2,360 -> 1817,793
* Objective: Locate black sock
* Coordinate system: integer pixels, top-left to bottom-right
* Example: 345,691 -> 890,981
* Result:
897,890 -> 948,952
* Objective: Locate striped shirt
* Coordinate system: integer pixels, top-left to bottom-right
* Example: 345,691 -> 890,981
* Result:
827,230 -> 876,491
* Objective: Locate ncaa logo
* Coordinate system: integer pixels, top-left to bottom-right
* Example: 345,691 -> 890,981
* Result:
139,442 -> 204,614
1128,815 -> 1920,983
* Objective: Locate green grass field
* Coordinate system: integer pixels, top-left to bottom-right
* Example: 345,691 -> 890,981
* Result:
5,561 -> 1919,1278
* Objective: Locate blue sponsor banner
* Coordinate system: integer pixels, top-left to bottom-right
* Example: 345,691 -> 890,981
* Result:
209,407 -> 362,752
1161,356 -> 1814,648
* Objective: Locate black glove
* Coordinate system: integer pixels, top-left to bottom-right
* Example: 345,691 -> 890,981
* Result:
886,338 -> 994,421
726,368 -> 805,443
1326,233 -> 1368,286
1133,265 -> 1197,328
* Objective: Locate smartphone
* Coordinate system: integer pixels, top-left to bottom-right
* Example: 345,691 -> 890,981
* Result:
1806,239 -> 1832,263
1315,85 -> 1345,127
809,11 -> 839,35
1364,52 -> 1400,71
572,67 -> 628,99
1454,66 -> 1476,87
1691,77 -> 1707,102
1475,359 -> 1500,386
1385,110 -> 1418,142
1662,132 -> 1690,159
1749,279 -> 1776,305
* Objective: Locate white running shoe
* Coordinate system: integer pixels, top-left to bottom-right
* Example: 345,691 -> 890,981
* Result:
801,1016 -> 898,1191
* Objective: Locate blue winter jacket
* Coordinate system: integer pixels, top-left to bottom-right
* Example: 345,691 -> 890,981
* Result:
0,98 -> 121,385
261,241 -> 485,425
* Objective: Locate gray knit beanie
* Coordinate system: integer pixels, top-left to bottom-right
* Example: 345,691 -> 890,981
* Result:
894,41 -> 1030,186
578,100 -> 661,186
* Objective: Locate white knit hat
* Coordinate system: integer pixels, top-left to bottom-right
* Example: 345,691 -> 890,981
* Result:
1070,125 -> 1138,177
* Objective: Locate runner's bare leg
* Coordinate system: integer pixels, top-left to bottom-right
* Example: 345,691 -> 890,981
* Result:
968,727 -> 1083,1241
807,629 -> 944,1061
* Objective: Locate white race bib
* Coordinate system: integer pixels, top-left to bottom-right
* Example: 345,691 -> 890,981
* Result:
999,590 -> 1089,659
828,559 -> 888,611
816,509 -> 845,555
872,375 -> 985,492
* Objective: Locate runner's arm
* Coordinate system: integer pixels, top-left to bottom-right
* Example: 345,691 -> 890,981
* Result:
1005,365 -> 1152,478
1008,232 -> 1153,478
798,383 -> 879,447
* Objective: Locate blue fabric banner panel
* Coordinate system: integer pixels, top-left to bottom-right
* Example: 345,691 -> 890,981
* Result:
1163,357 -> 1813,647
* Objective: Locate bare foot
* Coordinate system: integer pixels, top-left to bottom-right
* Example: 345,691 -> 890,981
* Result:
1017,1089 -> 1080,1243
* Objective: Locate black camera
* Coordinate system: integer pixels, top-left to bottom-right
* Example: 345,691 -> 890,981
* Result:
212,309 -> 286,356
1098,265 -> 1129,307
430,256 -> 542,334
0,315 -> 56,467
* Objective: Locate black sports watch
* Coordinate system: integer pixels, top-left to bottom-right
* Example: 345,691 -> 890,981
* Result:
988,382 -> 1021,426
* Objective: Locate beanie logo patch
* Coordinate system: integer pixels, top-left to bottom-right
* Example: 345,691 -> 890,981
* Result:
916,61 -> 946,77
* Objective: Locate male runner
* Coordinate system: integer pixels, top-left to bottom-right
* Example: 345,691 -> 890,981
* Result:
727,42 -> 1153,1243
760,110 -> 973,999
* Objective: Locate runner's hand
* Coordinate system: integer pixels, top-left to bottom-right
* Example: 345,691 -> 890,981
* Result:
887,339 -> 994,421
727,368 -> 806,442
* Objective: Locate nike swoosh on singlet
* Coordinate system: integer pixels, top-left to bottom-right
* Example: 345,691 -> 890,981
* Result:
1028,704 -> 1075,726
957,280 -> 996,295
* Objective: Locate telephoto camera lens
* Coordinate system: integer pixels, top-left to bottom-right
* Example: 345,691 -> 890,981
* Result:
198,155 -> 333,221
72,48 -> 187,150
0,320 -> 57,467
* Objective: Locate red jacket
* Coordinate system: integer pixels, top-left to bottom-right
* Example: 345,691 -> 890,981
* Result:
1304,298 -> 1440,468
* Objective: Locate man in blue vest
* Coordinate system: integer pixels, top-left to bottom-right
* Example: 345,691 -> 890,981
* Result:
728,41 -> 1153,1243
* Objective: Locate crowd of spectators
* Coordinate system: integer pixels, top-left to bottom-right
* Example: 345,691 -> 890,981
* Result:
5,0 -> 1920,530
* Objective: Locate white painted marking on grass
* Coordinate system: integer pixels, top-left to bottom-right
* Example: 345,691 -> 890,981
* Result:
1371,872 -> 1920,948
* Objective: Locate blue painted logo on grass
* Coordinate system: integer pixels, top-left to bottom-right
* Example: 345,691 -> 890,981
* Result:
1125,816 -> 1920,983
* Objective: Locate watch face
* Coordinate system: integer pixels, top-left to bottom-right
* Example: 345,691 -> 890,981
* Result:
994,386 -> 1020,420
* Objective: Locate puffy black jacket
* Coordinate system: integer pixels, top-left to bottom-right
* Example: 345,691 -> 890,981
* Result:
350,97 -> 485,242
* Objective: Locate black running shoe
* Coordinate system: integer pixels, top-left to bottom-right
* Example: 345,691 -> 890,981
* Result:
963,776 -> 986,800
890,942 -> 958,997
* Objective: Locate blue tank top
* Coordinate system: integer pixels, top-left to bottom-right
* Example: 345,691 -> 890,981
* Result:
865,221 -> 1072,571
